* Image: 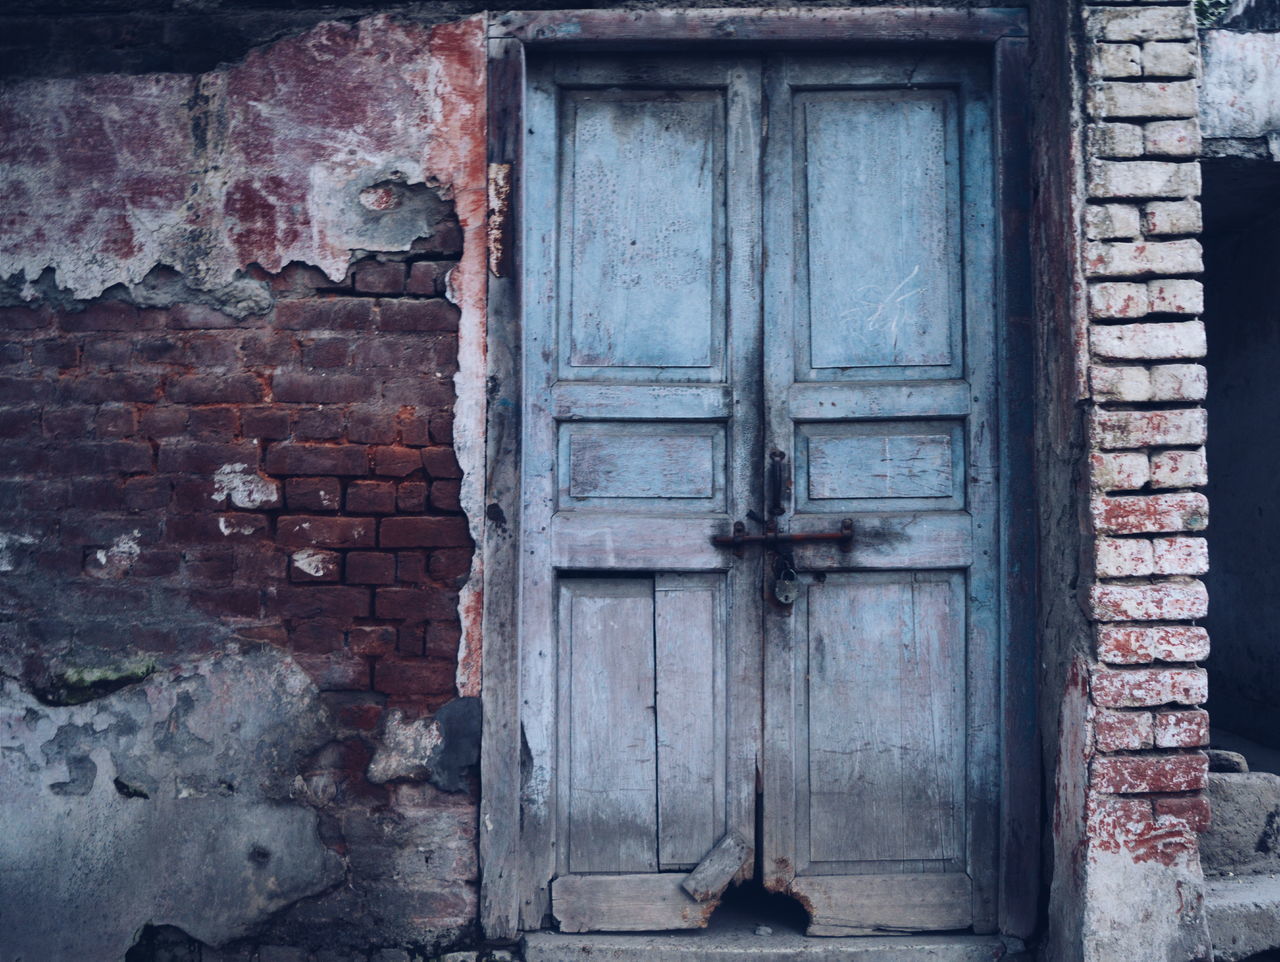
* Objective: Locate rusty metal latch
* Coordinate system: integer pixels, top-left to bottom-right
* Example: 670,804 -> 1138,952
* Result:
711,518 -> 855,557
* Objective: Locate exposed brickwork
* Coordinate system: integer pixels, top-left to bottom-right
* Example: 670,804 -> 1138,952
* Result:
0,248 -> 470,719
1080,0 -> 1210,932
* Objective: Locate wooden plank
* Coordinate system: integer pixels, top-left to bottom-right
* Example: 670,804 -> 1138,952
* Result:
787,380 -> 970,420
491,8 -> 1028,43
518,57 -> 565,930
956,59 -> 1002,937
718,56 -> 766,892
552,874 -> 717,933
791,873 -> 973,936
995,35 -> 1039,942
759,53 -> 801,892
655,575 -> 725,869
552,514 -> 732,571
901,575 -> 967,863
805,576 -> 911,864
553,383 -> 732,421
561,579 -> 659,875
681,830 -> 751,902
786,511 -> 974,572
480,31 -> 525,943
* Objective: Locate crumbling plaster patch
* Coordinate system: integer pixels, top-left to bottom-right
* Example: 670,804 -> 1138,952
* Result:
0,645 -> 344,960
0,15 -> 478,297
1201,29 -> 1280,141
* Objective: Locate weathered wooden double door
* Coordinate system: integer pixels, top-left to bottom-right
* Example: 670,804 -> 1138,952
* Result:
519,50 -> 1002,936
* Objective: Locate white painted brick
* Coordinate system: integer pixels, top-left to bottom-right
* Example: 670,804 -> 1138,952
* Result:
1150,447 -> 1208,488
1095,708 -> 1155,752
1097,624 -> 1210,664
1143,199 -> 1203,236
1092,408 -> 1207,449
1087,203 -> 1142,240
1148,279 -> 1204,315
1091,364 -> 1152,402
1097,536 -> 1155,577
1090,281 -> 1150,319
1153,708 -> 1210,749
1089,579 -> 1208,622
1091,321 -> 1206,360
1088,80 -> 1199,120
1149,363 -> 1207,401
1092,451 -> 1151,491
1093,491 -> 1209,535
1145,119 -> 1202,157
1093,42 -> 1143,78
1084,239 -> 1203,278
1088,160 -> 1201,200
1153,536 -> 1209,575
1085,7 -> 1195,43
1088,122 -> 1146,158
1142,41 -> 1198,78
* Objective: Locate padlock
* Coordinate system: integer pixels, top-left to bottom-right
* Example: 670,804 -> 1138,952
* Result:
774,566 -> 800,605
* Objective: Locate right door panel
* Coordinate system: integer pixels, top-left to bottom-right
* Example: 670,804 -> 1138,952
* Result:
761,53 -> 1001,936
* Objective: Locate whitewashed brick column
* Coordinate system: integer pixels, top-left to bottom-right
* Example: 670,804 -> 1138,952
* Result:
1077,1 -> 1211,956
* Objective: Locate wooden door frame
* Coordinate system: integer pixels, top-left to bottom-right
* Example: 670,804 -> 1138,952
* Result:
479,6 -> 1036,942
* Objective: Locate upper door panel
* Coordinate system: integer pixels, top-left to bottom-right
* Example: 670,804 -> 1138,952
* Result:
796,87 -> 963,381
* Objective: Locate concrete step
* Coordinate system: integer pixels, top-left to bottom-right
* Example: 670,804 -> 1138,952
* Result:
1207,874 -> 1280,961
524,912 -> 1027,962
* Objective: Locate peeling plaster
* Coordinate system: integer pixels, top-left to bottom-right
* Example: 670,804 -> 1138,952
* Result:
0,646 -> 343,960
0,15 -> 481,298
419,16 -> 488,698
212,463 -> 282,510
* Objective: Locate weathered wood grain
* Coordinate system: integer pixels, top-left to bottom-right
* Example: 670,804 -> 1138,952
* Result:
655,575 -> 726,870
791,873 -> 973,935
504,42 -> 1025,939
480,30 -> 526,942
522,55 -> 762,933
490,7 -> 1028,44
561,579 -> 658,874
994,35 -> 1039,941
552,874 -> 716,933
801,89 -> 960,375
681,830 -> 751,903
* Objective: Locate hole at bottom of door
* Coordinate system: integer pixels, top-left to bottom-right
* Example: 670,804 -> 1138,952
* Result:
706,880 -> 810,935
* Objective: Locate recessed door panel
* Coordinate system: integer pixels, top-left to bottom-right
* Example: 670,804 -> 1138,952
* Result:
795,89 -> 963,381
799,572 -> 966,869
797,420 -> 965,511
559,89 -> 727,382
558,422 -> 726,512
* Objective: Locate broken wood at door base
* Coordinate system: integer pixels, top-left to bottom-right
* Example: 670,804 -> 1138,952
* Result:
554,832 -> 971,937
555,830 -> 752,932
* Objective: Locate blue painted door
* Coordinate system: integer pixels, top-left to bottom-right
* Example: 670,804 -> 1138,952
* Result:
519,52 -> 1002,937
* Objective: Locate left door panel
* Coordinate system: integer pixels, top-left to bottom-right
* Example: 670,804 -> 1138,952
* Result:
519,55 -> 763,932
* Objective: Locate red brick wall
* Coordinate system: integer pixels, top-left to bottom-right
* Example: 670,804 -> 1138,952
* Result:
0,244 -> 472,718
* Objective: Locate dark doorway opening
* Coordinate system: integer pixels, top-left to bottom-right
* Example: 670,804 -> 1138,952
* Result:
1203,156 -> 1280,770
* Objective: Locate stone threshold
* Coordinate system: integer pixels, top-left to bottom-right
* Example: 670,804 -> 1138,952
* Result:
524,913 -> 1030,962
